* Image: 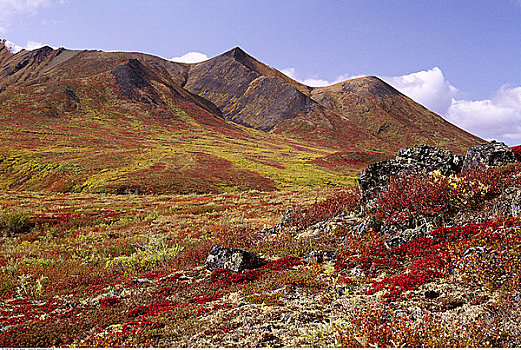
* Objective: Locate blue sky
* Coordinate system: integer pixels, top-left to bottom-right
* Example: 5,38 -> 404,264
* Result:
1,0 -> 521,145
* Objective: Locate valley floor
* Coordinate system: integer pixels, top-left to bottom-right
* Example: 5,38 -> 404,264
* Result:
0,166 -> 520,347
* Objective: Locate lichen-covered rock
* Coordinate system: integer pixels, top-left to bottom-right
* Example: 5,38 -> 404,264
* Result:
259,209 -> 296,235
489,187 -> 521,218
205,245 -> 266,272
463,141 -> 516,170
358,144 -> 464,202
350,215 -> 381,236
382,215 -> 442,249
296,213 -> 358,238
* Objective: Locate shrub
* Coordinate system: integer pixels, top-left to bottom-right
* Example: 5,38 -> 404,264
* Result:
106,243 -> 184,271
374,168 -> 497,226
511,145 -> 521,159
0,209 -> 32,234
287,189 -> 358,229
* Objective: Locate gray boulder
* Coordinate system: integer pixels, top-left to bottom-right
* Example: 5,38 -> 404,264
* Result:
382,214 -> 443,249
350,215 -> 382,236
489,187 -> 521,218
205,245 -> 266,272
358,144 -> 464,202
463,141 -> 516,170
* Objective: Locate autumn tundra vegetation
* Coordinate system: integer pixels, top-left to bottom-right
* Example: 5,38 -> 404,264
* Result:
1,40 -> 520,347
0,143 -> 520,347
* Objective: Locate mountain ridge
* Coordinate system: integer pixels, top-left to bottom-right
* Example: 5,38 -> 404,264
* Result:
0,38 -> 484,193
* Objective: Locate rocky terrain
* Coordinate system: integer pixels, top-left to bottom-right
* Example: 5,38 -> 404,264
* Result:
0,140 -> 520,347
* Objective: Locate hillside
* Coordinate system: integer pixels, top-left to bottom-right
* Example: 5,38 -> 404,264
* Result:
0,39 -> 483,194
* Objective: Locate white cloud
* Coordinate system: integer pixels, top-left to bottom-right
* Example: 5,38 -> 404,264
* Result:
0,0 -> 50,20
24,40 -> 44,50
170,51 -> 208,63
3,38 -> 22,53
380,67 -> 521,146
446,86 -> 521,145
280,67 -> 297,79
301,78 -> 330,87
2,39 -> 50,53
280,67 -> 361,87
0,0 -> 65,33
382,67 -> 458,115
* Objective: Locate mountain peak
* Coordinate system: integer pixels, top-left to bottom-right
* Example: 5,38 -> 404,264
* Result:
342,76 -> 401,98
0,39 -> 23,54
317,75 -> 401,99
222,46 -> 250,62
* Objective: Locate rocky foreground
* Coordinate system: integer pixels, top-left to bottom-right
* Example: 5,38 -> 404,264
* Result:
1,141 -> 521,347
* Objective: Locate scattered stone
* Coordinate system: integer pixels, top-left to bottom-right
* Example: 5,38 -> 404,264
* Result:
490,188 -> 521,218
443,299 -> 464,310
383,215 -> 442,249
350,266 -> 364,278
259,324 -> 274,332
132,278 -> 151,285
301,250 -> 336,264
297,213 -> 357,238
335,287 -> 349,297
463,141 -> 516,170
281,313 -> 293,324
205,245 -> 267,272
424,290 -> 440,299
0,325 -> 13,332
463,246 -> 489,258
259,209 -> 296,235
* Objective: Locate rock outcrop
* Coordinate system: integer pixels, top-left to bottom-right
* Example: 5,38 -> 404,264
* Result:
358,144 -> 464,202
463,141 -> 516,169
205,245 -> 266,272
355,141 -> 520,249
490,187 -> 521,218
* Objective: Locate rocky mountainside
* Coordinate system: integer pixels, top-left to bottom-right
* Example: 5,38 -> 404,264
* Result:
0,39 -> 483,193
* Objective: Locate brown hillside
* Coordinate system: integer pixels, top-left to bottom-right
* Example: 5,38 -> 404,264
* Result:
311,77 -> 482,153
0,40 -> 484,193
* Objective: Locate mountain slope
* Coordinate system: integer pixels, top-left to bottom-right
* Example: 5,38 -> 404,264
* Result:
182,46 -> 482,152
183,47 -> 317,131
310,77 -> 480,152
0,39 -> 483,193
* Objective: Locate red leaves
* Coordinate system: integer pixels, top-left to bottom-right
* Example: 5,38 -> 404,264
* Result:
375,173 -> 450,225
209,257 -> 301,286
264,256 -> 301,271
374,166 -> 506,226
511,145 -> 521,158
288,190 -> 358,229
367,219 -> 518,300
127,295 -> 222,318
99,296 -> 119,307
205,327 -> 229,336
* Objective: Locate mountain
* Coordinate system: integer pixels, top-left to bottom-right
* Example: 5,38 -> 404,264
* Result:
0,39 -> 483,193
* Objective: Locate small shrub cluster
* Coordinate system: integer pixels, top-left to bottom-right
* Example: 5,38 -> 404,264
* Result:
287,189 -> 357,229
0,209 -> 32,234
512,145 -> 521,159
364,219 -> 520,300
374,167 -> 500,226
209,256 -> 302,286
